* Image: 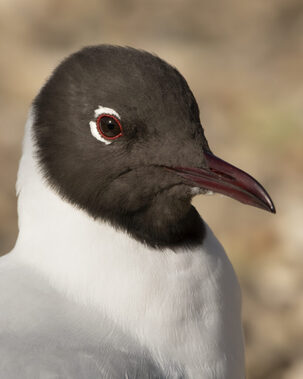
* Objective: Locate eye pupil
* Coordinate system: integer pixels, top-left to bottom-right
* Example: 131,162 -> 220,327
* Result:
97,115 -> 122,139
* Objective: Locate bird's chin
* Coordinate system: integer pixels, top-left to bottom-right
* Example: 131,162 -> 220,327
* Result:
190,187 -> 214,196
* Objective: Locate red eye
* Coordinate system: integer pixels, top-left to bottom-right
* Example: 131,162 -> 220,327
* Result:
96,114 -> 123,140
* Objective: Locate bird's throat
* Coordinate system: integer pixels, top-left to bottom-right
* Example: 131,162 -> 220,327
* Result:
113,203 -> 206,249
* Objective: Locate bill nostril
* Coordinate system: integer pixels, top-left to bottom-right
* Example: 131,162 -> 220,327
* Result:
209,168 -> 235,181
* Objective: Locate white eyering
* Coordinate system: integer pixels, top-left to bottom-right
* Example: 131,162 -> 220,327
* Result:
89,105 -> 121,145
94,105 -> 120,119
89,121 -> 112,145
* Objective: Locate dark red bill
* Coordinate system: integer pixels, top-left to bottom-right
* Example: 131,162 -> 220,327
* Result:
167,152 -> 275,213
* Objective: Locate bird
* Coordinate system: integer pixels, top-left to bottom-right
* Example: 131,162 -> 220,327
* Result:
0,45 -> 275,379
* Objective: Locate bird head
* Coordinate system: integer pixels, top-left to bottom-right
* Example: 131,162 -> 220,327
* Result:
33,45 -> 275,248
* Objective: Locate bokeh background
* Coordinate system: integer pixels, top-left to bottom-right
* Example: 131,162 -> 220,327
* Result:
0,0 -> 302,378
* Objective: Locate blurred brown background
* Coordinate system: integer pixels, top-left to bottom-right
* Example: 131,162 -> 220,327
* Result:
0,0 -> 302,378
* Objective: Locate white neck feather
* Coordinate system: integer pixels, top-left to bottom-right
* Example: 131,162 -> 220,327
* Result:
12,110 -> 245,377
